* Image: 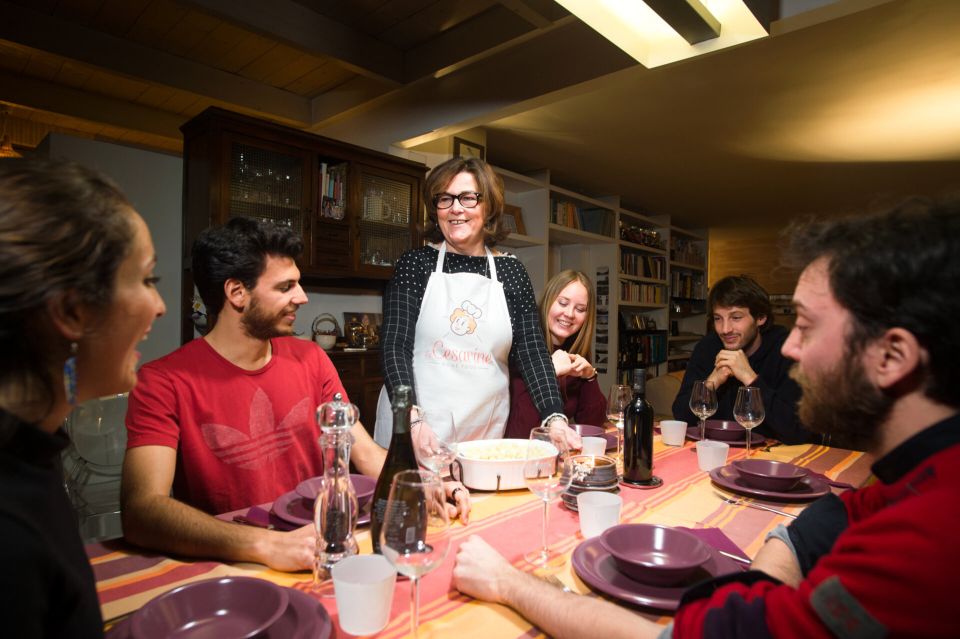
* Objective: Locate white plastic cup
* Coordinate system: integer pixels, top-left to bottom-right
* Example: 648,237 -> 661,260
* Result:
696,440 -> 730,472
581,436 -> 607,457
332,554 -> 396,636
577,492 -> 622,538
660,420 -> 688,446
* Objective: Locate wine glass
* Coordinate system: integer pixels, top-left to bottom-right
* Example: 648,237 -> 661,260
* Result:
607,384 -> 631,472
413,408 -> 458,476
380,470 -> 450,639
523,426 -> 574,569
689,380 -> 718,442
734,386 -> 765,457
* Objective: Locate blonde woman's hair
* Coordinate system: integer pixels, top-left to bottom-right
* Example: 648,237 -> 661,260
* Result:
539,270 -> 596,360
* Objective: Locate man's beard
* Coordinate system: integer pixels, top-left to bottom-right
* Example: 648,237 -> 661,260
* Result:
241,296 -> 295,341
790,347 -> 894,450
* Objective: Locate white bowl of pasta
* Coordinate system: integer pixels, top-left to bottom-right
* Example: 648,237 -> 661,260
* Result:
452,438 -> 558,491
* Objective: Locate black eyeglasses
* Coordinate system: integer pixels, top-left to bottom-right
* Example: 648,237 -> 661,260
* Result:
433,192 -> 482,209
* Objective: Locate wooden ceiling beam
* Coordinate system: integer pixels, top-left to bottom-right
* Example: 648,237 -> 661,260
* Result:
0,68 -> 184,141
179,0 -> 404,85
0,1 -> 311,125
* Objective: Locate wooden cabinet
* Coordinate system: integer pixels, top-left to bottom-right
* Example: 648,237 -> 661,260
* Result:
180,108 -> 426,342
326,350 -> 383,436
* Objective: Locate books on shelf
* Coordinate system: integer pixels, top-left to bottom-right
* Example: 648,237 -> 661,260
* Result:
319,161 -> 347,220
619,280 -> 666,304
620,252 -> 666,279
669,236 -> 705,266
617,330 -> 668,371
550,198 -> 614,236
671,270 -> 705,300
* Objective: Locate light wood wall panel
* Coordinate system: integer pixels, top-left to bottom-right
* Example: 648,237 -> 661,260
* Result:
708,225 -> 800,294
708,225 -> 802,330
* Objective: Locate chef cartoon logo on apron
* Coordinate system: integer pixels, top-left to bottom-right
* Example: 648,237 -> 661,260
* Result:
425,300 -> 495,370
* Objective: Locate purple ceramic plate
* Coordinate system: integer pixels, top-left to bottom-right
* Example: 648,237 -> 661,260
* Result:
295,474 -> 376,506
686,426 -> 764,448
571,423 -> 617,450
710,464 -> 830,501
266,587 -> 333,639
572,537 -> 741,610
732,459 -> 808,492
272,490 -> 372,527
703,420 -> 747,441
130,576 -> 288,639
272,490 -> 313,526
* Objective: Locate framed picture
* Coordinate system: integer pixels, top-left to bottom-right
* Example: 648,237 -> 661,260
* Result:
453,137 -> 485,160
343,312 -> 383,347
502,204 -> 526,235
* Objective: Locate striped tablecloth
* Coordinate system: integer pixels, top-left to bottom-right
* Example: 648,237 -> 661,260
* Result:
89,437 -> 873,637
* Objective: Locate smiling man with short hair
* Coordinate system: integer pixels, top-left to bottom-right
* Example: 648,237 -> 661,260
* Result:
673,274 -> 812,444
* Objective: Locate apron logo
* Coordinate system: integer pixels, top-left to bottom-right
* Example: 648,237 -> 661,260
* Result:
425,300 -> 493,369
450,300 -> 481,336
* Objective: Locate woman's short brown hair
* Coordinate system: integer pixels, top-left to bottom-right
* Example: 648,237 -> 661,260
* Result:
423,156 -> 508,247
540,270 -> 596,361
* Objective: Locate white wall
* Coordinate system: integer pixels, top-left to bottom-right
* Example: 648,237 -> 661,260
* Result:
38,133 -> 184,367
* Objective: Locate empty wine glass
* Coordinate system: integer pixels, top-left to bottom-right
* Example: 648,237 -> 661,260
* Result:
413,408 -> 457,476
380,470 -> 450,639
607,384 -> 631,473
523,426 -> 574,569
689,380 -> 718,441
734,386 -> 765,457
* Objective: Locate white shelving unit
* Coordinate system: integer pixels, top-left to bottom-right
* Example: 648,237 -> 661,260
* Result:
492,165 -> 708,391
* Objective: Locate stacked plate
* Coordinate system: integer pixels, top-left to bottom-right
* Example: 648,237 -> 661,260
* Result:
572,523 -> 742,610
271,474 -> 376,528
106,576 -> 333,638
711,459 -> 828,501
561,454 -> 620,511
685,420 -> 765,448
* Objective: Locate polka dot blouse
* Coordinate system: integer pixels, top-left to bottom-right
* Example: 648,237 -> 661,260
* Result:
381,244 -> 563,420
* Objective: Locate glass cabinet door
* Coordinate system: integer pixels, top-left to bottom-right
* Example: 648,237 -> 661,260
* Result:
357,167 -> 418,272
227,140 -> 307,234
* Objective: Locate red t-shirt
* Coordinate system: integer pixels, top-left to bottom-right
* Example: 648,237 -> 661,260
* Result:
126,337 -> 348,514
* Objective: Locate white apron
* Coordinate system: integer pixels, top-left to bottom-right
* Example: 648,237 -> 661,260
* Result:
374,243 -> 512,446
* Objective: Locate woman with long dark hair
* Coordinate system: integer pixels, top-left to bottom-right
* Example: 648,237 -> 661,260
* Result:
0,158 -> 166,637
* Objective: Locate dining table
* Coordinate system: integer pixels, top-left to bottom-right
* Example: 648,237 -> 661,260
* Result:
88,432 -> 874,638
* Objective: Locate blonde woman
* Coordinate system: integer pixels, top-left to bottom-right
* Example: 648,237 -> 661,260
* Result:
505,270 -> 605,438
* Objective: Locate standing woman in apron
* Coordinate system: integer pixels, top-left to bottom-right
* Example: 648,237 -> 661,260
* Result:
375,157 -> 580,452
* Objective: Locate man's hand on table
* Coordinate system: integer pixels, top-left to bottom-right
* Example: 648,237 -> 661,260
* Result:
452,535 -> 520,604
255,524 -> 316,572
713,349 -> 758,387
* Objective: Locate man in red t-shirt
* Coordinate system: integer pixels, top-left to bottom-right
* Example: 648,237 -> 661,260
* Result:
120,218 -> 391,572
452,199 -> 960,638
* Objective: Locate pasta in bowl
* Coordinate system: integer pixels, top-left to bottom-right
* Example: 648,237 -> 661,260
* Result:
453,439 -> 558,491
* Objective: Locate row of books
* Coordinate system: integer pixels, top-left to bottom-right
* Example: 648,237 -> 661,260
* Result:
618,331 -> 668,371
619,281 -> 666,304
670,236 -> 705,266
671,271 -> 706,299
620,253 -> 666,279
550,199 -> 615,236
319,162 -> 347,220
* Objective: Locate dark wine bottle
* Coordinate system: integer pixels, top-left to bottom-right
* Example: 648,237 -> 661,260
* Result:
622,368 -> 661,487
370,385 -> 418,553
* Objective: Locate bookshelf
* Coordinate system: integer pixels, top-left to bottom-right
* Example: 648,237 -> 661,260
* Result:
491,165 -> 708,390
667,226 -> 708,371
